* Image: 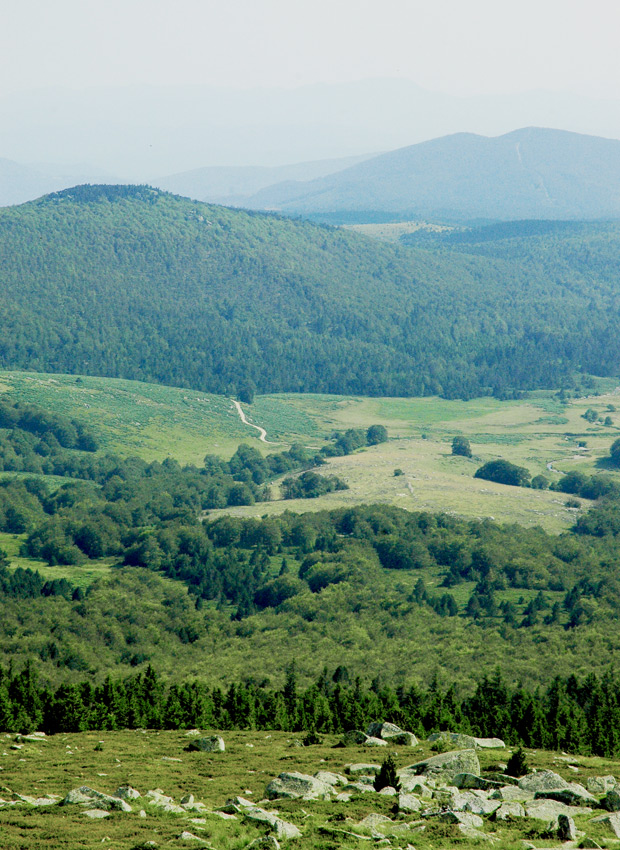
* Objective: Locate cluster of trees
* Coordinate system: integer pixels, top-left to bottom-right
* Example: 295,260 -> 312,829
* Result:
3,187 -> 620,399
2,662 -> 620,757
281,470 -> 348,499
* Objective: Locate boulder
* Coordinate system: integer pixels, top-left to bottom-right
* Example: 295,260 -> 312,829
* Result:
367,722 -> 403,739
114,785 -> 141,800
345,763 -> 381,775
398,793 -> 422,813
61,786 -> 131,811
266,772 -> 333,801
462,796 -> 501,816
518,770 -> 571,792
82,809 -> 110,818
342,782 -> 378,794
484,772 -> 519,786
525,798 -> 591,826
16,794 -> 61,806
400,749 -> 480,786
366,723 -> 419,746
437,810 -> 484,829
473,737 -> 506,749
342,730 -> 369,746
245,839 -> 281,850
242,806 -> 302,839
357,813 -> 393,831
314,770 -> 347,786
454,773 -> 502,790
494,801 -> 525,820
490,786 -> 535,802
179,833 -> 206,842
187,735 -> 225,753
535,783 -> 597,807
587,775 -> 616,795
558,814 -> 577,841
428,731 -> 478,749
590,813 -> 620,838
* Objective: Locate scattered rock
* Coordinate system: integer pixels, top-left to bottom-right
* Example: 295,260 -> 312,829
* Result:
605,789 -> 620,811
535,783 -> 597,807
245,838 -> 281,850
525,798 -> 590,825
587,775 -> 616,795
179,832 -> 205,842
398,793 -> 422,813
518,770 -> 570,793
378,786 -> 397,796
454,773 -> 502,790
346,763 -> 381,776
357,813 -> 393,831
494,801 -> 525,820
82,809 -> 111,818
490,786 -> 534,802
400,749 -> 481,786
314,770 -> 347,786
590,812 -> 620,838
437,810 -> 484,829
16,794 -> 60,806
187,736 -> 225,753
366,723 -> 419,746
114,785 -> 141,800
61,786 -> 132,811
242,806 -> 302,839
266,772 -> 333,801
473,737 -> 506,749
558,814 -> 577,841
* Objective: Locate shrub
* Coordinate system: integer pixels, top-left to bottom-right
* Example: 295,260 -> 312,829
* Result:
373,754 -> 401,792
506,747 -> 529,777
474,459 -> 531,487
451,436 -> 472,457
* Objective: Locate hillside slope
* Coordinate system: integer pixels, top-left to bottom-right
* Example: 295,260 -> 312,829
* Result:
2,184 -> 620,398
245,127 -> 620,220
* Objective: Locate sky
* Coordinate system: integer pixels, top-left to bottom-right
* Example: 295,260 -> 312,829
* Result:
2,0 -> 620,99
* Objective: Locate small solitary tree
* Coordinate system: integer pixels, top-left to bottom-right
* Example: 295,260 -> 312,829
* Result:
506,747 -> 529,777
451,436 -> 472,457
373,754 -> 401,792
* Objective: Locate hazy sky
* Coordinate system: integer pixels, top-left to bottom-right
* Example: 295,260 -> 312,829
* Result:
2,0 -> 619,98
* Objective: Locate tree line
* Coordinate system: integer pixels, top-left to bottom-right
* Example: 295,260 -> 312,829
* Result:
2,662 -> 620,758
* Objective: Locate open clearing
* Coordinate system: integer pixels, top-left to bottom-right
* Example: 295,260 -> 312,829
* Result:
2,370 -> 620,533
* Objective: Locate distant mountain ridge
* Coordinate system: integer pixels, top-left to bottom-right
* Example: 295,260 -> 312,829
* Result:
152,154 -> 377,205
243,128 -> 620,221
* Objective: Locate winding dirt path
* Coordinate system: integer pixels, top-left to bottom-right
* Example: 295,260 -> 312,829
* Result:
231,399 -> 276,443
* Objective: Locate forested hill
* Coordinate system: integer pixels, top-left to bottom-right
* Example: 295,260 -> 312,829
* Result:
2,184 -> 620,398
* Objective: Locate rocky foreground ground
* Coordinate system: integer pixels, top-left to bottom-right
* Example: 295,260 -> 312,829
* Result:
2,724 -> 620,848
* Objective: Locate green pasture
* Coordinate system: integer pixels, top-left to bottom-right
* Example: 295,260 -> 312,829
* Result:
2,369 -> 620,533
1,728 -> 619,850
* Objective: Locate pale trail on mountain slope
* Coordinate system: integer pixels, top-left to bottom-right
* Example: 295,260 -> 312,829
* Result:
231,399 -> 275,443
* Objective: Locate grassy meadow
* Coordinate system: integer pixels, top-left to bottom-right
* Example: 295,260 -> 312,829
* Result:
2,729 -> 620,850
2,370 -> 620,535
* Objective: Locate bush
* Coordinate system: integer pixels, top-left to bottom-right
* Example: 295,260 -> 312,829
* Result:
474,459 -> 530,487
373,754 -> 401,792
505,747 -> 529,777
451,436 -> 472,457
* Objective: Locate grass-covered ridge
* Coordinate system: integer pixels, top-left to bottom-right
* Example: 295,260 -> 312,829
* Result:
3,185 -> 620,398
